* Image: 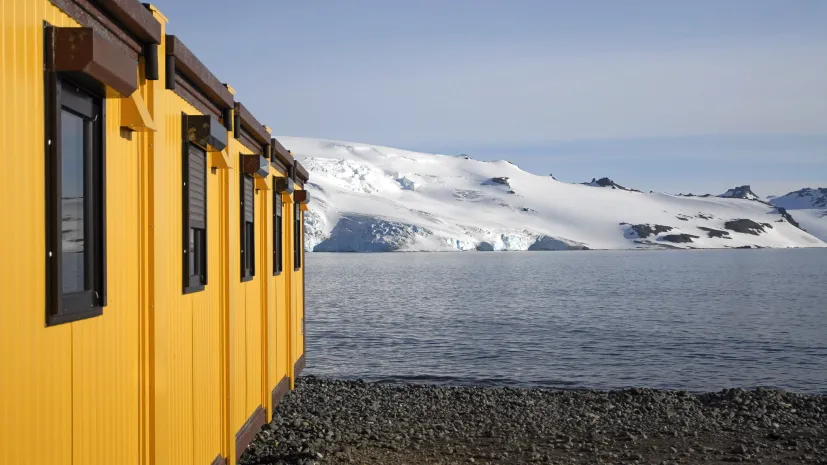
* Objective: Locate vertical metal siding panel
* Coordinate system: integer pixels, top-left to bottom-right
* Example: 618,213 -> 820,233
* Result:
229,137 -> 248,437
192,160 -> 223,465
163,96 -> 199,465
284,201 -> 296,382
72,97 -> 140,465
296,191 -> 305,361
267,194 -> 278,416
154,93 -> 199,465
0,2 -> 72,464
219,163 -> 232,462
277,269 -> 288,389
274,197 -> 289,391
151,95 -> 172,465
246,188 -> 263,416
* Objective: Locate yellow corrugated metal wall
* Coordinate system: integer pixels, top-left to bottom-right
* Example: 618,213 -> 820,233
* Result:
228,136 -> 247,448
151,83 -> 225,465
267,167 -> 291,418
294,186 -> 306,365
1,2 -> 143,465
0,3 -> 76,464
227,136 -> 268,448
0,3 -> 307,465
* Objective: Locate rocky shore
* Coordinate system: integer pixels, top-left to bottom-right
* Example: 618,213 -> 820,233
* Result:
240,377 -> 826,465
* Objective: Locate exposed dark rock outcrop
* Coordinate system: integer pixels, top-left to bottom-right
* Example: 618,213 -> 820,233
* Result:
719,185 -> 760,200
483,177 -> 511,187
775,207 -> 803,229
697,227 -> 731,239
660,234 -> 699,243
582,177 -> 640,192
628,224 -> 673,239
724,219 -> 768,235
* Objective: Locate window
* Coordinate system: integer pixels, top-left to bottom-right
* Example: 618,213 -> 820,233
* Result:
294,203 -> 302,270
240,170 -> 255,281
183,142 -> 207,293
46,80 -> 106,325
273,188 -> 283,275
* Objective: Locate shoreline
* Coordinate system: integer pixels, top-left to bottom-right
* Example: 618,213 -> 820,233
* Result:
240,377 -> 826,465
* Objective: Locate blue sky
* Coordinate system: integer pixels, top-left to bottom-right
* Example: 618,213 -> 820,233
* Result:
152,0 -> 827,196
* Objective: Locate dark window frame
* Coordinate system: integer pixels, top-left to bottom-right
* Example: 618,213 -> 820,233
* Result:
182,129 -> 208,294
240,159 -> 255,282
293,202 -> 302,271
273,188 -> 283,276
45,74 -> 107,326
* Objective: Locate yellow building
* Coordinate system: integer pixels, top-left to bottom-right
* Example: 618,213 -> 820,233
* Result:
0,2 -> 309,464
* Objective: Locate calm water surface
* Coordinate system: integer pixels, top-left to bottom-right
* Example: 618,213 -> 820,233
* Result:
304,249 -> 827,393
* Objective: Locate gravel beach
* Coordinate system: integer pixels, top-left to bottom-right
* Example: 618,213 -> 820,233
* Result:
240,377 -> 826,465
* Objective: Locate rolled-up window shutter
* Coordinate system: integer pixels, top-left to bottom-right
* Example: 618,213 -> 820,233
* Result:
188,146 -> 207,229
243,176 -> 254,223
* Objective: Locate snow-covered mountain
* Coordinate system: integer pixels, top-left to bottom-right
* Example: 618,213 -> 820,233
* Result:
280,137 -> 826,252
769,188 -> 827,242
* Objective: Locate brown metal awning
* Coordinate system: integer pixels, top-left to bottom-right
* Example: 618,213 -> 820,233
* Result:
294,190 -> 310,204
241,154 -> 269,179
184,115 -> 227,152
51,27 -> 138,97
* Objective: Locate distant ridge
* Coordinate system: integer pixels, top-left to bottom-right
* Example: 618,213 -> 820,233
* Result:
279,137 -> 826,252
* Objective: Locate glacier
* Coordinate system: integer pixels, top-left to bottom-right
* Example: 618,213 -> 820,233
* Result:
281,137 -> 827,252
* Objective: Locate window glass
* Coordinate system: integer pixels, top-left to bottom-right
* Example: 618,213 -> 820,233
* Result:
246,222 -> 255,274
61,109 -> 87,293
189,228 -> 196,277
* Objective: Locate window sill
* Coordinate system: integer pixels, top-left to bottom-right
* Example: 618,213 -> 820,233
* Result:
47,307 -> 103,327
240,275 -> 254,283
183,284 -> 206,295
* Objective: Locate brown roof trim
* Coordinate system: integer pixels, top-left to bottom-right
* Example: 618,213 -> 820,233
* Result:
295,161 -> 310,183
235,102 -> 269,145
50,0 -> 142,57
51,27 -> 138,97
272,137 -> 294,167
270,158 -> 288,174
173,74 -> 221,117
166,35 -> 234,111
98,0 -> 161,44
237,131 -> 263,156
